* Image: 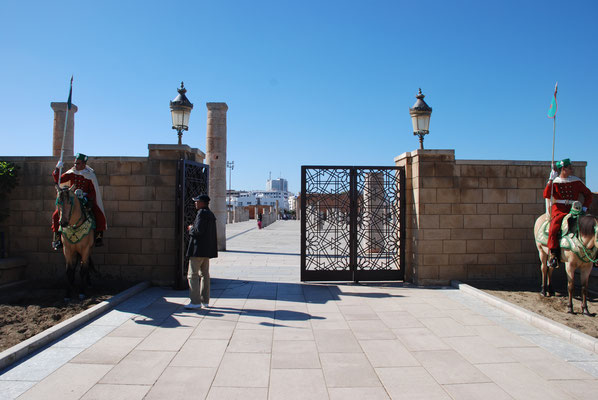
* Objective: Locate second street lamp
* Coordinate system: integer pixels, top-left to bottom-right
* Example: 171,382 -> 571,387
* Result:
409,88 -> 432,150
170,82 -> 194,145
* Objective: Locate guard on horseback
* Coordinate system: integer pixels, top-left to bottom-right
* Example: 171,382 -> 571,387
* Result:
543,158 -> 592,268
51,153 -> 107,249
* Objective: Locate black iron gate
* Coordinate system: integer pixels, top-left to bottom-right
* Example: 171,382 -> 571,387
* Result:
300,166 -> 405,282
175,159 -> 209,288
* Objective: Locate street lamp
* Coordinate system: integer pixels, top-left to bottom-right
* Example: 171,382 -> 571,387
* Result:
409,88 -> 432,149
170,82 -> 194,145
227,161 -> 234,207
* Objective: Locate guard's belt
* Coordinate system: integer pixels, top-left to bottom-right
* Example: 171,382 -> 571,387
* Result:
553,199 -> 575,205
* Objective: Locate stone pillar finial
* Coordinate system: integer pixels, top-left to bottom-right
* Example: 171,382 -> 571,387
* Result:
206,102 -> 228,251
51,102 -> 78,157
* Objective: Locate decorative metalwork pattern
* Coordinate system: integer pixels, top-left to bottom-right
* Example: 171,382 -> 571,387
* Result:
354,168 -> 402,276
175,160 -> 209,288
301,166 -> 405,282
303,168 -> 352,273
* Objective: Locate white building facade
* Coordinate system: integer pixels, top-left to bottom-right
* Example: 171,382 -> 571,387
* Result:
229,190 -> 291,211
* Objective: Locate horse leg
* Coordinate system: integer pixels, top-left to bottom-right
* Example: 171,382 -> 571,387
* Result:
539,247 -> 548,296
87,257 -> 95,286
79,259 -> 89,300
580,267 -> 593,316
547,267 -> 555,297
565,264 -> 575,314
65,261 -> 76,301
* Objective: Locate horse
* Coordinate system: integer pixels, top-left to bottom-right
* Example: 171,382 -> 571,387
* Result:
55,185 -> 96,301
534,212 -> 598,315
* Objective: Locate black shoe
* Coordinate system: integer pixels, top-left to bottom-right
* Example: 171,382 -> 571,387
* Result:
95,237 -> 103,247
52,239 -> 63,250
547,255 -> 559,269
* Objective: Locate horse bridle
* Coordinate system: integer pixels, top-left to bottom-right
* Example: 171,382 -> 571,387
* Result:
57,188 -> 85,229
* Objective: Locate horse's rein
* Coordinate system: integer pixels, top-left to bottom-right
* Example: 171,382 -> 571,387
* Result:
576,218 -> 598,263
59,191 -> 86,230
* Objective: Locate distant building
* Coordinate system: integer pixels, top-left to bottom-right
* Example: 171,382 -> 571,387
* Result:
228,177 -> 293,212
267,178 -> 288,192
288,195 -> 297,212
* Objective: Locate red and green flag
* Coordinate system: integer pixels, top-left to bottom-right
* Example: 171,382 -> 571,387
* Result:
547,82 -> 557,118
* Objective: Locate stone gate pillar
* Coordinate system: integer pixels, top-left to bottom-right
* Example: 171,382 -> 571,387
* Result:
206,102 -> 228,251
51,102 -> 78,157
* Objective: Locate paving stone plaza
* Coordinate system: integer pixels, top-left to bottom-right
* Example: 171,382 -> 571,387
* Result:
1,220 -> 598,399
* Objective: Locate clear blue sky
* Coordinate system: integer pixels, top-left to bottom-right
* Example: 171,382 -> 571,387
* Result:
1,0 -> 597,194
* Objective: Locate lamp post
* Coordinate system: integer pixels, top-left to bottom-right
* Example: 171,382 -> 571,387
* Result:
227,160 -> 234,207
170,82 -> 194,145
409,88 -> 432,149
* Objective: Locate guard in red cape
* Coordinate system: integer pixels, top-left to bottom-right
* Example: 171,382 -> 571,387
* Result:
51,153 -> 107,249
543,158 -> 592,268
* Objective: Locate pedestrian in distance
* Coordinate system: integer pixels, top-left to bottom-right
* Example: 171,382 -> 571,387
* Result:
257,212 -> 263,229
185,194 -> 218,309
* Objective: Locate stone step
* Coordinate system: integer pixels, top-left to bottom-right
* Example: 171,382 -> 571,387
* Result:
0,257 -> 27,285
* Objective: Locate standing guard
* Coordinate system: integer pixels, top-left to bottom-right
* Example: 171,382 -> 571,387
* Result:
51,153 -> 107,249
543,158 -> 593,268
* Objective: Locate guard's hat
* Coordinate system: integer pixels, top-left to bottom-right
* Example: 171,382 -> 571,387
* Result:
192,194 -> 210,202
556,158 -> 571,169
75,153 -> 88,162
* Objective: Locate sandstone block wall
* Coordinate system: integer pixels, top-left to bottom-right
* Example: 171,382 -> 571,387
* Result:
0,145 -> 205,285
395,149 -> 588,285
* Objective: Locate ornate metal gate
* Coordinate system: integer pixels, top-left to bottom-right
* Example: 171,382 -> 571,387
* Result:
300,166 -> 405,282
175,159 -> 209,288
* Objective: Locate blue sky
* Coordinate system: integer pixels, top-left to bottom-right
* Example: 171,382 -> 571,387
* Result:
1,0 -> 597,193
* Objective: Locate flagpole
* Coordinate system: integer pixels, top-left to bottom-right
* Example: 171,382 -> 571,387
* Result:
548,82 -> 558,217
57,76 -> 73,186
549,114 -> 556,215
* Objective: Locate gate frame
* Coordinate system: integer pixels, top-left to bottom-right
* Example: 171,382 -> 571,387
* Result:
175,159 -> 209,289
300,165 -> 406,282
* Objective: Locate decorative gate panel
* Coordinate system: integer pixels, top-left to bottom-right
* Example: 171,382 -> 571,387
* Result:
301,166 -> 405,282
175,160 -> 209,288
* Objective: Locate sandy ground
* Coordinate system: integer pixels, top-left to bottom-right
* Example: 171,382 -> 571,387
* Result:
471,280 -> 598,339
0,280 -> 133,352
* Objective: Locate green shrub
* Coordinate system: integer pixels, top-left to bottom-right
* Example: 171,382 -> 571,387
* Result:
0,161 -> 19,223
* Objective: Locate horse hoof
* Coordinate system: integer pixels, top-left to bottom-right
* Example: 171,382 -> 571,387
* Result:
540,289 -> 546,297
567,308 -> 575,314
582,309 -> 594,317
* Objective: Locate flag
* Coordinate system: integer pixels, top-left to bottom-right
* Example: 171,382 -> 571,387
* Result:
547,82 -> 557,118
67,76 -> 73,110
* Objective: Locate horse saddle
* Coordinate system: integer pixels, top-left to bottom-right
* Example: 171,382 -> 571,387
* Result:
536,213 -> 579,246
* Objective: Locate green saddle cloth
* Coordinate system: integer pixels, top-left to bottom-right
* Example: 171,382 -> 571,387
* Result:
536,215 -> 597,263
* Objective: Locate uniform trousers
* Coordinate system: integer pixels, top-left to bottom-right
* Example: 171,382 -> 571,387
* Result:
188,257 -> 210,304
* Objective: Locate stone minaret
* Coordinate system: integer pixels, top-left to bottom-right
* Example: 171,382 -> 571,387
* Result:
51,102 -> 78,157
206,102 -> 228,251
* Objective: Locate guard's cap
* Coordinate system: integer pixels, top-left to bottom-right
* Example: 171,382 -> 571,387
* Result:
75,153 -> 88,162
556,158 -> 571,169
192,194 -> 210,202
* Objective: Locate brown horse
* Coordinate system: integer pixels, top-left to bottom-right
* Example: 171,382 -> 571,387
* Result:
534,213 -> 598,315
55,185 -> 95,301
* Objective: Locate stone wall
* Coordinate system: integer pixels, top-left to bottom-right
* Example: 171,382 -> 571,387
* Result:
395,149 -> 589,286
0,144 -> 204,285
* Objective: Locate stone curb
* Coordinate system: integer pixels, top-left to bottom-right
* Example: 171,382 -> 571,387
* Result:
0,281 -> 151,371
451,280 -> 598,355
